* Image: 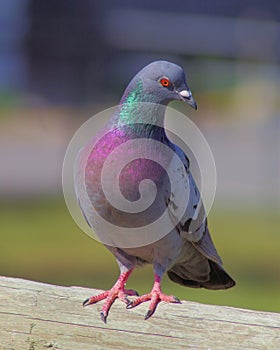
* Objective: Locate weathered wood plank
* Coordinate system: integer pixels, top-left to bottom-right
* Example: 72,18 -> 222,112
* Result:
0,276 -> 279,350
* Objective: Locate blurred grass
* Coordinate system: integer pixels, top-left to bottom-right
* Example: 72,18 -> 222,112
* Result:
0,197 -> 279,313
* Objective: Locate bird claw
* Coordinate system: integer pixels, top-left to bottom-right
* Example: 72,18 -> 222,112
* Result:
82,271 -> 181,322
82,287 -> 138,323
100,311 -> 107,324
82,298 -> 90,307
173,296 -> 182,304
122,296 -> 131,306
82,290 -> 110,307
126,290 -> 181,319
126,300 -> 133,309
144,309 -> 154,320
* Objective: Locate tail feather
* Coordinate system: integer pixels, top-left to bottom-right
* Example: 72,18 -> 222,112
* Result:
167,227 -> 235,290
206,260 -> 235,289
167,260 -> 235,290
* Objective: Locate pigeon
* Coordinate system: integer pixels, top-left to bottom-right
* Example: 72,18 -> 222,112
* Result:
74,60 -> 235,323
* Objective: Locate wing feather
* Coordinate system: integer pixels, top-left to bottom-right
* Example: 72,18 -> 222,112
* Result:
167,143 -> 206,242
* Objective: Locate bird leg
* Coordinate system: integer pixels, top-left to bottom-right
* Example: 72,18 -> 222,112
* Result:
127,273 -> 181,320
83,268 -> 138,323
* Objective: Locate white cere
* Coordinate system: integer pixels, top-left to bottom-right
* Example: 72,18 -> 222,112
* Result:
179,90 -> 191,98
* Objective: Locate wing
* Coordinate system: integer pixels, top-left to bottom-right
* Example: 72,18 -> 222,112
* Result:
167,143 -> 206,243
166,144 -> 235,289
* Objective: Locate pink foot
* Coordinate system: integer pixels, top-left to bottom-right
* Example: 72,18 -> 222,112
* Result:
127,274 -> 181,320
83,269 -> 138,323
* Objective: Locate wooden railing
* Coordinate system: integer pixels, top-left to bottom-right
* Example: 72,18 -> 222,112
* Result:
0,276 -> 279,349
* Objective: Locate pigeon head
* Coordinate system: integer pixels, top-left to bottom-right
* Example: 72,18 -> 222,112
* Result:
122,60 -> 197,110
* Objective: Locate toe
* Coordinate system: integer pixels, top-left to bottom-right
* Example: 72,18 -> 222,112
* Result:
126,294 -> 151,309
158,292 -> 181,303
83,291 -> 109,306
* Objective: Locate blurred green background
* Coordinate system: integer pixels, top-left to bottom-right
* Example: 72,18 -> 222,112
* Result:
0,1 -> 279,313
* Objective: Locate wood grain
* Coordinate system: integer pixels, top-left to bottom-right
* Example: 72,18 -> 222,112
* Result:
0,276 -> 279,350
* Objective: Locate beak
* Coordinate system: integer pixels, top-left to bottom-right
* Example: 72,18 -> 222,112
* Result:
178,90 -> 197,110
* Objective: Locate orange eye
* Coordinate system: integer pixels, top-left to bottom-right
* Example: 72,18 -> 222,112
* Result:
160,78 -> 171,88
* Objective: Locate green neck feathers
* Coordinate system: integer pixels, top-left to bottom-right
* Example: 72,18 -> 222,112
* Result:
116,81 -> 166,127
